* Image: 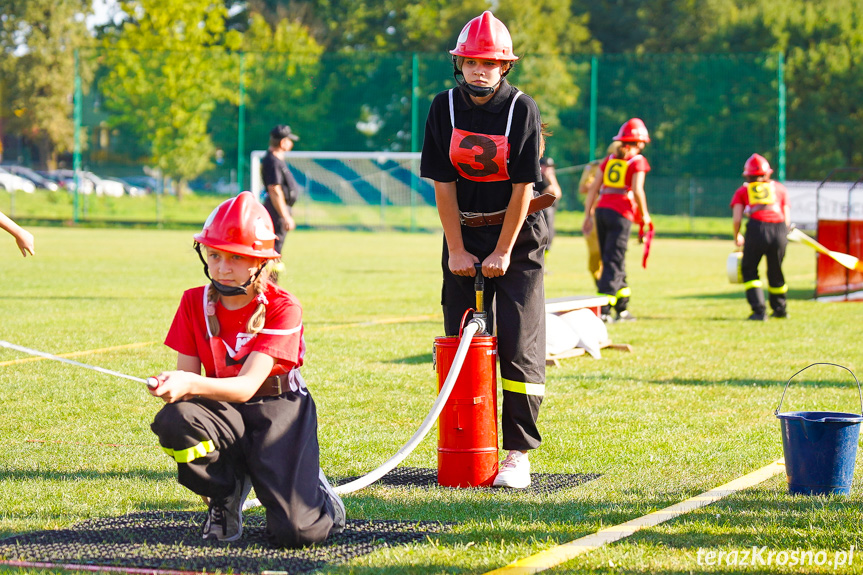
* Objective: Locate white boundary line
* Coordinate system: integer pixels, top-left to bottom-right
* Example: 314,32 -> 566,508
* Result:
483,459 -> 785,575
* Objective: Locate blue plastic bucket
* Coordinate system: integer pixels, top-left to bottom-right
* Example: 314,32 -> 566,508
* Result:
775,364 -> 863,496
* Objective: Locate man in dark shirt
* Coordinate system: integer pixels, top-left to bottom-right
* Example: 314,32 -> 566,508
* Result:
261,125 -> 300,255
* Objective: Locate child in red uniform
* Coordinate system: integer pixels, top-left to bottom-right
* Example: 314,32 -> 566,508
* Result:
730,154 -> 790,320
582,119 -> 652,322
149,191 -> 344,547
578,142 -> 622,286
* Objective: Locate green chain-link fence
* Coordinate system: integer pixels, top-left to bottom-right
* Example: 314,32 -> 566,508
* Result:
2,50 -> 782,230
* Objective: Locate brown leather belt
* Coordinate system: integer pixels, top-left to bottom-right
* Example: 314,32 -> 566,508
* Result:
459,193 -> 556,227
253,374 -> 287,398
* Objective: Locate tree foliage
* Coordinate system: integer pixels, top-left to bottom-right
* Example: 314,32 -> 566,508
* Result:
757,0 -> 863,178
208,13 -> 324,171
2,0 -> 862,182
495,0 -> 598,133
0,0 -> 92,168
572,0 -> 863,179
99,0 -> 247,188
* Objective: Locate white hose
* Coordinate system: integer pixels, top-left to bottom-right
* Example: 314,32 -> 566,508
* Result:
0,340 -> 158,388
242,319 -> 483,510
0,335 -> 484,506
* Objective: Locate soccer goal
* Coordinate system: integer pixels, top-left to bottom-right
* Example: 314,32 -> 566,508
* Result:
250,151 -> 437,231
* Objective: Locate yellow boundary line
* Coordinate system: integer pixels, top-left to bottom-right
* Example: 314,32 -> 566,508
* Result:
483,459 -> 785,575
316,314 -> 438,332
0,341 -> 158,367
0,314 -> 437,366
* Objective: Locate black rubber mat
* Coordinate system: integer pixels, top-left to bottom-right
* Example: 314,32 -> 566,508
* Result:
0,511 -> 448,575
338,466 -> 600,494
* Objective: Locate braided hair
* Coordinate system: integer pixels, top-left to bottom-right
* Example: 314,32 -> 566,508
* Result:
206,267 -> 270,337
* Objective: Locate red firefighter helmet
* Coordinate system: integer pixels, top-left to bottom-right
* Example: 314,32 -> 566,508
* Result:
194,191 -> 280,259
742,153 -> 773,176
450,11 -> 518,62
613,118 -> 651,143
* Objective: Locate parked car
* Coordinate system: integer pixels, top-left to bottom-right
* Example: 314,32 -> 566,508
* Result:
120,175 -> 162,194
36,170 -> 65,188
44,170 -> 95,194
213,178 -> 240,195
44,169 -> 122,196
106,177 -> 145,196
0,168 -> 36,193
88,173 -> 125,197
3,165 -> 59,191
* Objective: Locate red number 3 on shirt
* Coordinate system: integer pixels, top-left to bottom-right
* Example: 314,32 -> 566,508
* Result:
449,129 -> 510,182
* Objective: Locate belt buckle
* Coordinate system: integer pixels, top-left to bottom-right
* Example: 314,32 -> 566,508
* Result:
460,211 -> 481,226
274,375 -> 283,395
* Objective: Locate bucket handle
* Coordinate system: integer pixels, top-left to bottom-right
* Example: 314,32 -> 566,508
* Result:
774,362 -> 863,417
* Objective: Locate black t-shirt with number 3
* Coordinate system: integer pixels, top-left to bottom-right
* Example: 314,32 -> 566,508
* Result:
420,81 -> 542,214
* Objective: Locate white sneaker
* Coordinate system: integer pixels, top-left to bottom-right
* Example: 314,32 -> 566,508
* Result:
319,468 -> 346,535
493,450 -> 531,488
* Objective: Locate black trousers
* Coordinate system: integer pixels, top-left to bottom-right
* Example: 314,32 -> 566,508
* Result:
263,199 -> 291,255
441,213 -> 547,451
151,391 -> 336,548
542,205 -> 556,250
595,208 -> 633,309
742,219 -> 788,314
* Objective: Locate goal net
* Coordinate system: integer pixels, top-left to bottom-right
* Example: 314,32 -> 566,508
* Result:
250,151 -> 437,231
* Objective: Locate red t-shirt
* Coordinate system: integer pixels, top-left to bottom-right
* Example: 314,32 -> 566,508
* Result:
164,283 -> 304,377
730,180 -> 788,223
595,154 -> 651,220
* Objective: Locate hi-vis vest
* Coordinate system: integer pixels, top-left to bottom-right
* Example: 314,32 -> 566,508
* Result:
448,88 -> 522,182
745,181 -> 782,216
599,154 -> 645,195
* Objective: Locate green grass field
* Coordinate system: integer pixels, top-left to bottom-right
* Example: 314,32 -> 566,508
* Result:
1,225 -> 862,574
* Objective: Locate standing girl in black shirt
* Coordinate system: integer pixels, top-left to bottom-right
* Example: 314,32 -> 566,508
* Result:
420,11 -> 546,489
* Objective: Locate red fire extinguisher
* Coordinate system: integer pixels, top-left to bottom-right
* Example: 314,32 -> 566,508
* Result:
434,266 -> 498,487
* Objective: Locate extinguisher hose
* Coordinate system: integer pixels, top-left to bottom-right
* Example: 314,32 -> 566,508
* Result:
242,318 -> 483,509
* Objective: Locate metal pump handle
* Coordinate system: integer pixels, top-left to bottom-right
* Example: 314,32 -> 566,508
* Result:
474,263 -> 484,313
455,264 -> 489,338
